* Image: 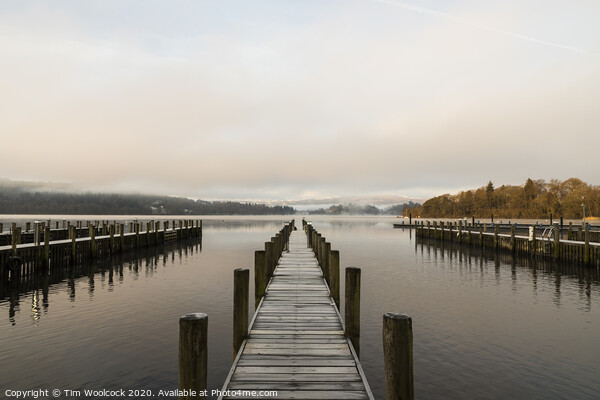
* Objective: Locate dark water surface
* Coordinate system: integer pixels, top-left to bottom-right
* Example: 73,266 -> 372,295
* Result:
1,216 -> 599,399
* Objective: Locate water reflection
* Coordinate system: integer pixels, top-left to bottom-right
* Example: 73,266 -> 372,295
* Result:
415,236 -> 599,307
0,237 -> 202,325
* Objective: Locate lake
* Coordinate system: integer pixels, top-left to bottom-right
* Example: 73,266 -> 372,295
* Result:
1,215 -> 599,399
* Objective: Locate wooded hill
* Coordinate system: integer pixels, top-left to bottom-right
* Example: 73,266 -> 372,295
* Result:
403,178 -> 599,219
0,184 -> 295,215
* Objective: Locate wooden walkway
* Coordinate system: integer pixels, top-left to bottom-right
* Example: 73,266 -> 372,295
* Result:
219,230 -> 374,400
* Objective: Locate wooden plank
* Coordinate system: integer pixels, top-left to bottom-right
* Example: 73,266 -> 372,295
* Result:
237,359 -> 356,367
234,366 -> 358,374
223,390 -> 369,399
228,382 -> 367,390
229,373 -> 363,382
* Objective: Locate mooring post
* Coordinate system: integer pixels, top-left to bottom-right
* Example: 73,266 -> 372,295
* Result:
255,250 -> 267,309
70,226 -> 76,263
109,225 -> 115,253
468,225 -> 472,246
478,224 -> 483,247
329,250 -> 340,309
89,225 -> 97,258
233,268 -> 249,360
265,241 -> 274,279
323,242 -> 331,285
44,226 -> 50,266
439,221 -> 445,240
11,225 -> 18,255
383,313 -> 414,400
494,224 -> 499,249
135,222 -> 140,248
553,223 -> 560,259
271,236 -> 278,270
510,224 -> 516,252
531,225 -> 537,257
584,224 -> 590,265
568,222 -> 573,240
345,267 -> 361,356
179,313 -> 207,400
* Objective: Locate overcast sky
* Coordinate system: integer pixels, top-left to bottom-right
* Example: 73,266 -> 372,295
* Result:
2,0 -> 599,203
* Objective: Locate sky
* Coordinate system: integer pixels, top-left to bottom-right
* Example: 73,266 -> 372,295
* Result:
2,0 -> 599,204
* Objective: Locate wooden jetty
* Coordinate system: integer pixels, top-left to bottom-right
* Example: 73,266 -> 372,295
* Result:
0,219 -> 202,281
218,227 -> 374,400
415,220 -> 600,267
179,221 -> 414,400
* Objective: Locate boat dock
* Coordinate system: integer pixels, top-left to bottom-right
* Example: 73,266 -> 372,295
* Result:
218,228 -> 374,399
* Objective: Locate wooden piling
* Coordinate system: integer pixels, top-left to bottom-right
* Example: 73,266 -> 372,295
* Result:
478,224 -> 483,247
233,268 -> 249,360
554,224 -> 560,259
329,250 -> 340,309
178,313 -> 208,399
584,224 -> 590,264
568,222 -> 573,240
345,267 -> 361,356
11,225 -> 18,255
510,224 -> 516,252
89,225 -> 97,258
265,241 -> 274,279
322,241 -> 331,285
255,250 -> 267,309
494,224 -> 499,249
70,226 -> 76,263
383,313 -> 414,400
44,226 -> 50,266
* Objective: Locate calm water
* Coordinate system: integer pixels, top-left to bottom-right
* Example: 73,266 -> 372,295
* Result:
1,215 -> 599,399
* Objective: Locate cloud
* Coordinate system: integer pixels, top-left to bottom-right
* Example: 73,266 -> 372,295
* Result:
1,1 -> 599,200
372,0 -> 600,56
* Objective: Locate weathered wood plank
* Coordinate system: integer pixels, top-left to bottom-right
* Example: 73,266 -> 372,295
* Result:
223,390 -> 369,399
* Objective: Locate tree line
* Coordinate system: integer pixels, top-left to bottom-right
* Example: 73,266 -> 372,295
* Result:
307,202 -> 419,215
0,187 -> 295,215
403,178 -> 600,219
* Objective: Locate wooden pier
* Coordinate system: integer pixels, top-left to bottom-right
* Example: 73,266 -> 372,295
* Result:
0,219 -> 202,281
218,228 -> 374,399
415,220 -> 600,267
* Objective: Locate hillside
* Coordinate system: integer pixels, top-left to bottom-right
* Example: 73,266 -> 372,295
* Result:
403,178 -> 599,219
0,181 -> 295,215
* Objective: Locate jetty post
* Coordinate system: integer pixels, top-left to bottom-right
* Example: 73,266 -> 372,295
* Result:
178,313 -> 208,400
383,313 -> 414,400
345,267 -> 361,356
233,268 -> 249,360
